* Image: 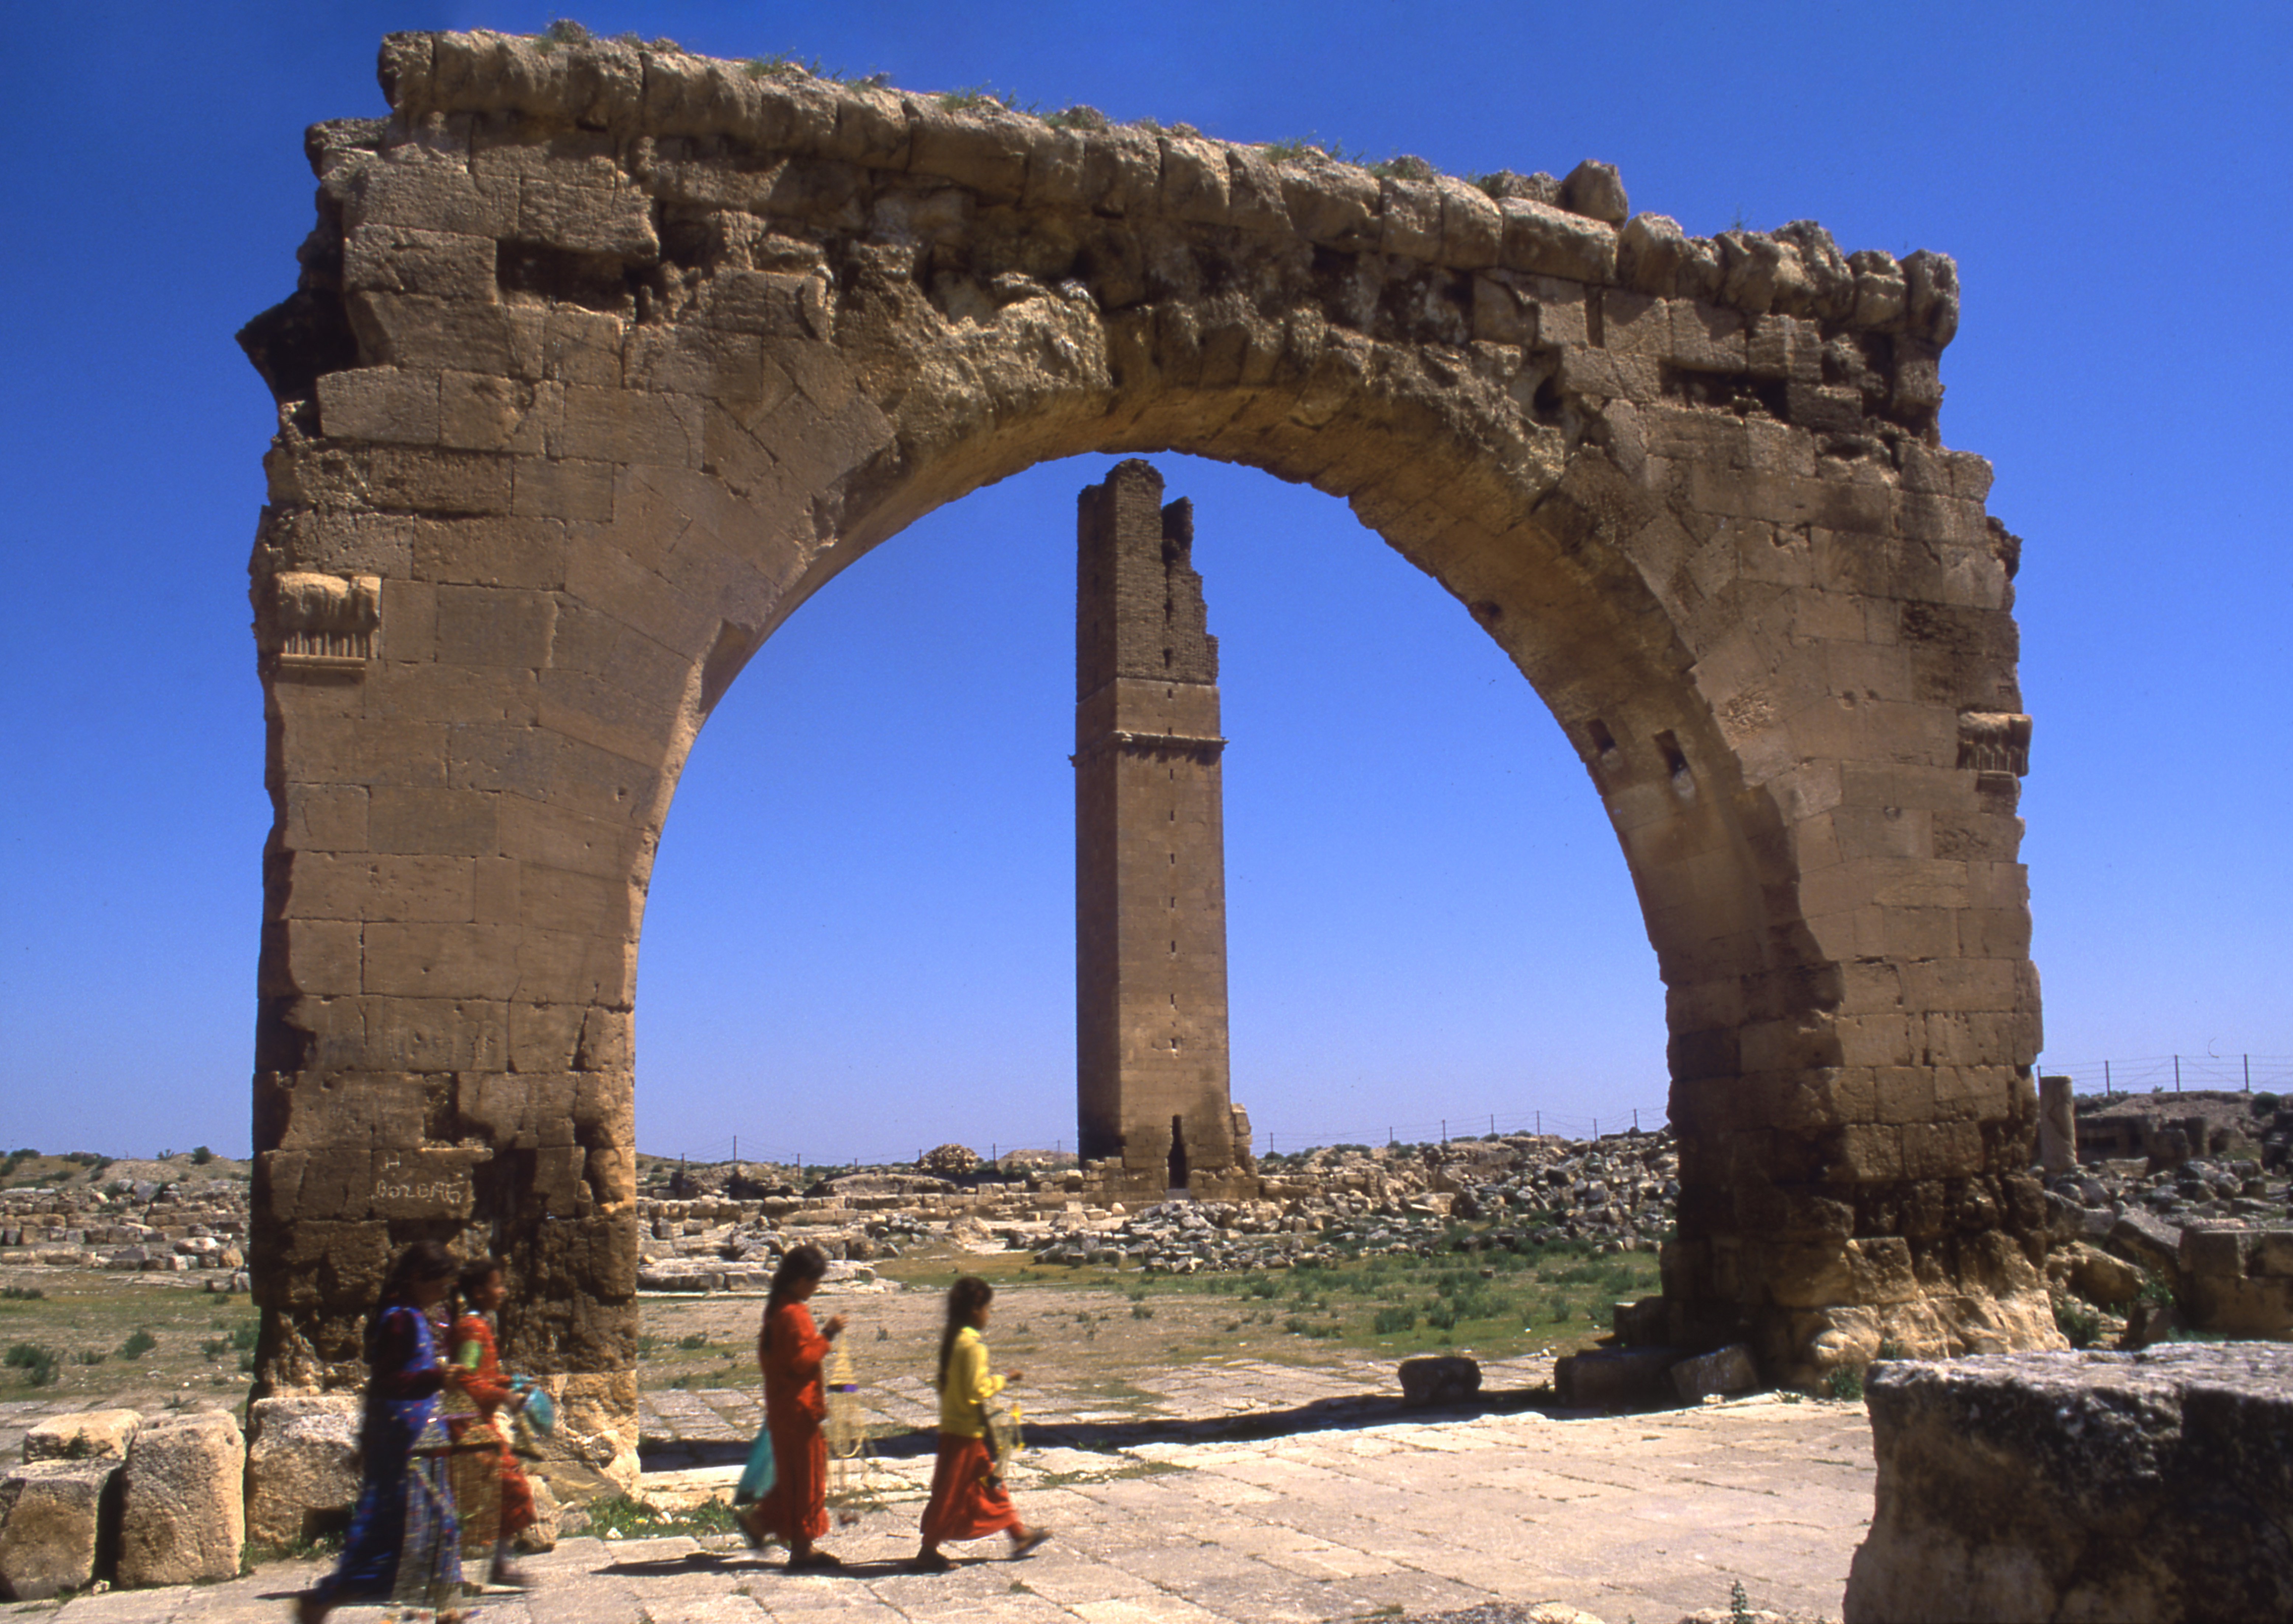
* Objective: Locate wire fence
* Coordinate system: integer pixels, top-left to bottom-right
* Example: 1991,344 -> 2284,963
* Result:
654,1054 -> 2293,1170
2042,1054 -> 2293,1100
651,1102 -> 1674,1172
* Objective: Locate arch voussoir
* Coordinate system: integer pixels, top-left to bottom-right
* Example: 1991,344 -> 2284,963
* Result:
241,28 -> 2047,1462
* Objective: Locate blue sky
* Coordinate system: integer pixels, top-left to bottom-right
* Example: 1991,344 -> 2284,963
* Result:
1,1 -> 2286,1163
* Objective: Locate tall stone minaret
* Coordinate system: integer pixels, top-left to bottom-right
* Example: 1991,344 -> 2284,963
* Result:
1074,461 -> 1251,1200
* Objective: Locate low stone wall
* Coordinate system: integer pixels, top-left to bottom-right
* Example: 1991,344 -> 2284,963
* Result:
1844,1345 -> 2293,1623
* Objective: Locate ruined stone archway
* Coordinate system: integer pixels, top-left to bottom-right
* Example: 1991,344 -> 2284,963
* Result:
241,30 -> 2048,1477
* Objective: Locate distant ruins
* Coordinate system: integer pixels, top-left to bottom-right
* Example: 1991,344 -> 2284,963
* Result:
1073,461 -> 1252,1202
239,28 -> 2043,1469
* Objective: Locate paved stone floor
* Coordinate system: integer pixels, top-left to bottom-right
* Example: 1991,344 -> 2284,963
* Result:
27,1393 -> 1871,1623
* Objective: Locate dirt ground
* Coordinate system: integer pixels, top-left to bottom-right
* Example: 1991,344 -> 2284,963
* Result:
0,1240 -> 1648,1460
630,1246 -> 1642,1412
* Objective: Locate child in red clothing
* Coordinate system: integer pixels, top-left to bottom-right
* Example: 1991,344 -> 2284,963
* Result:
738,1244 -> 849,1569
450,1258 -> 538,1589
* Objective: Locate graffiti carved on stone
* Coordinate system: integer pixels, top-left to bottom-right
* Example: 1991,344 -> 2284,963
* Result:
239,29 -> 2047,1470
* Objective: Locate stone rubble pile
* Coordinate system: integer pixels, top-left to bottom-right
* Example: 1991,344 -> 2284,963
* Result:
2041,1093 -> 2293,1341
0,1179 -> 251,1289
1036,1133 -> 1680,1272
621,1132 -> 1679,1288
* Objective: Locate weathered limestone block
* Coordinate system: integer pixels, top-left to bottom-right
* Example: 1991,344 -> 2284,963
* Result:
2109,1208 -> 2182,1279
115,1411 -> 246,1587
1555,1346 -> 1681,1408
1845,1346 -> 2293,1623
2055,1240 -> 2141,1307
0,1458 -> 119,1601
1670,1343 -> 1757,1402
244,1395 -> 360,1550
520,1471 -> 562,1552
22,1410 -> 143,1464
1397,1355 -> 1482,1406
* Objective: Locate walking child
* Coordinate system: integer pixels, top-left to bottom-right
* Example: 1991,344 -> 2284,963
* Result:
913,1276 -> 1049,1571
738,1244 -> 849,1568
448,1257 -> 538,1589
297,1240 -> 463,1623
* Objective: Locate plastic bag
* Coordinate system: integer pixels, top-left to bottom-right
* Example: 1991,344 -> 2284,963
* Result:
735,1422 -> 776,1505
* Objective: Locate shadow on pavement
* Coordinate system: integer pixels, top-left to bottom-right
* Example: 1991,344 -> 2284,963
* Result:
641,1385 -> 1572,1472
598,1549 -> 914,1580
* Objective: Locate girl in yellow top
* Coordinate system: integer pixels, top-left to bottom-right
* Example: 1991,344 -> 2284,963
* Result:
913,1276 -> 1050,1571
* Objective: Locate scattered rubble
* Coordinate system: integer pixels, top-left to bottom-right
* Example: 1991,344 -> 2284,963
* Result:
0,1172 -> 250,1292
2044,1091 -> 2293,1344
623,1133 -> 1681,1286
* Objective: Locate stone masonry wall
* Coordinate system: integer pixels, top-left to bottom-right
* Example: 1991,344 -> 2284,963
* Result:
239,27 -> 2042,1453
1074,460 -> 1244,1200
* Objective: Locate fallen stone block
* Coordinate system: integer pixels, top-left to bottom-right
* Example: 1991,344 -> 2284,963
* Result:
1397,1355 -> 1481,1406
1670,1343 -> 1758,1402
2058,1241 -> 2141,1307
0,1457 -> 120,1601
1844,1344 -> 2293,1623
115,1411 -> 245,1587
1555,1346 -> 1681,1408
2106,1209 -> 2182,1278
518,1472 -> 561,1552
245,1394 -> 360,1550
2179,1222 -> 2253,1278
1610,1295 -> 1669,1346
22,1409 -> 143,1464
2186,1272 -> 2293,1337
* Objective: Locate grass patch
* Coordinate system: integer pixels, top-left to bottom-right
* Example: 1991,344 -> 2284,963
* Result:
991,1229 -> 1659,1360
936,84 -> 1032,115
119,1329 -> 158,1360
6,1342 -> 60,1386
2053,1295 -> 2103,1350
585,1493 -> 743,1540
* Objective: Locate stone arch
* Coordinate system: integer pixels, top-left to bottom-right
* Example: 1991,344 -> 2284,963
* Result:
241,29 -> 2048,1475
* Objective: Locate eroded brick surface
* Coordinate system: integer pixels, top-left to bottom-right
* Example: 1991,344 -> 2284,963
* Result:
241,29 -> 2047,1454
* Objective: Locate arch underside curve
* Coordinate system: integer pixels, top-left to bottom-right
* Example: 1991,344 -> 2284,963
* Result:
241,30 -> 2050,1474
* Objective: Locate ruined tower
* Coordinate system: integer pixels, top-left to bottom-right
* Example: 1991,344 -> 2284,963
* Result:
1074,461 -> 1252,1201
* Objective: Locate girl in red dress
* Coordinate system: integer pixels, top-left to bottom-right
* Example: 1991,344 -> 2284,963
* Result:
450,1258 -> 538,1588
913,1276 -> 1049,1571
738,1244 -> 848,1568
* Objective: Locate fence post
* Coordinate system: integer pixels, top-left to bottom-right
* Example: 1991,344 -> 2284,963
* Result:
2245,1055 -> 2252,1093
2174,1055 -> 2181,1093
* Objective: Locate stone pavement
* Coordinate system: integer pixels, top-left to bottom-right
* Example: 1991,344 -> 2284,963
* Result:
27,1394 -> 1871,1623
635,1351 -> 1563,1472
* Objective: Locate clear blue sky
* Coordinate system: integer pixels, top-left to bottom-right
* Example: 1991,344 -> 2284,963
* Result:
1,1 -> 2286,1163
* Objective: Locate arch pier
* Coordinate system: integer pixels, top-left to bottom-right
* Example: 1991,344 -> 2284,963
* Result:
240,30 -> 2050,1478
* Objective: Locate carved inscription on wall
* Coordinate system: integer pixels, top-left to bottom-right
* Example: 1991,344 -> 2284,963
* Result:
370,1147 -> 489,1219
